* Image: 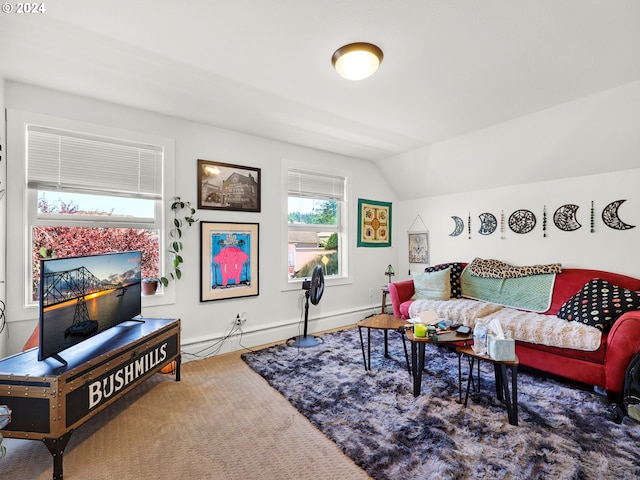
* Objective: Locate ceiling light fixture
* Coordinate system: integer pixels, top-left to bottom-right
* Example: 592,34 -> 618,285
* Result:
331,42 -> 383,81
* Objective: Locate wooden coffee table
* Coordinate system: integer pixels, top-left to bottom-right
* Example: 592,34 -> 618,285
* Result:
406,329 -> 473,397
357,314 -> 410,374
456,345 -> 519,426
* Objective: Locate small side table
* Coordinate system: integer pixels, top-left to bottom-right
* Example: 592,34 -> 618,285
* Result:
406,329 -> 473,397
357,314 -> 410,374
456,345 -> 519,426
380,286 -> 389,314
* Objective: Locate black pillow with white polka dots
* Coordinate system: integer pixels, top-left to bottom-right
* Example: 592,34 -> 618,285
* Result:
557,278 -> 640,331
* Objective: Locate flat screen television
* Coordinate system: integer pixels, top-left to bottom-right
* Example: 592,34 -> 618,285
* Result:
38,251 -> 142,365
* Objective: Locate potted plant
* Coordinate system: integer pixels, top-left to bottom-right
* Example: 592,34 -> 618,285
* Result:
142,278 -> 159,295
160,196 -> 198,287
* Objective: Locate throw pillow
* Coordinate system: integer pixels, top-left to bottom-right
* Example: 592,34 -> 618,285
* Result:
557,278 -> 640,331
411,268 -> 451,300
425,262 -> 463,298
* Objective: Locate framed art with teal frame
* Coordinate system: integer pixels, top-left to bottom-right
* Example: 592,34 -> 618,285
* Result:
200,221 -> 259,302
357,198 -> 392,247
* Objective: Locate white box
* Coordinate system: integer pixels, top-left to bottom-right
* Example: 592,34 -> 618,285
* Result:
487,333 -> 516,361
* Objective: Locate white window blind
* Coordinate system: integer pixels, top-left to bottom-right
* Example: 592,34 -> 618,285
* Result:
27,125 -> 163,199
288,169 -> 345,201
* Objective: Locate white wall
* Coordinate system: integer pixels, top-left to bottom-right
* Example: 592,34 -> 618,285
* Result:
380,80 -> 640,201
0,78 -> 6,358
2,82 -> 397,357
391,81 -> 640,280
394,169 -> 640,280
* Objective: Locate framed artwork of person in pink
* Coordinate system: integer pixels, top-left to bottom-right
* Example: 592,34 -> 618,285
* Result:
200,221 -> 259,302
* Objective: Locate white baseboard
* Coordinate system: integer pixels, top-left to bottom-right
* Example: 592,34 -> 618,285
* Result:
179,305 -> 376,362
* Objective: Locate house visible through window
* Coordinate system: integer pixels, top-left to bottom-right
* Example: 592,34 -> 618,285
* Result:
287,169 -> 346,281
27,125 -> 163,301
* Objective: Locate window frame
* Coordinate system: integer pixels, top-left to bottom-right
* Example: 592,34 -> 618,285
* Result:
6,110 -> 175,322
281,160 -> 353,291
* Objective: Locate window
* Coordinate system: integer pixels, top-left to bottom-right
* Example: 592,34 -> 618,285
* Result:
26,125 -> 163,301
287,169 -> 346,281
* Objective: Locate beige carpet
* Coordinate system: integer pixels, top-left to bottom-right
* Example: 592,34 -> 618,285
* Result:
0,349 -> 370,479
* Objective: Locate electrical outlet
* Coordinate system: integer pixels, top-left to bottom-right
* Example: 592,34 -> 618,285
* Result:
235,313 -> 247,326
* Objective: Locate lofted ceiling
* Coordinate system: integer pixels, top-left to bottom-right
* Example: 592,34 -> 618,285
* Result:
1,1 -> 639,176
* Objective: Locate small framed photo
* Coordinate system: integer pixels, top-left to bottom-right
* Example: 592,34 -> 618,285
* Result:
408,231 -> 429,264
200,221 -> 259,302
197,159 -> 261,212
357,198 -> 392,247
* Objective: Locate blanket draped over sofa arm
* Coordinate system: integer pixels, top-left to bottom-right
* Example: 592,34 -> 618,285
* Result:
468,257 -> 562,279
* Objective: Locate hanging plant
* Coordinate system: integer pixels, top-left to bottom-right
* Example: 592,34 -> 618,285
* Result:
160,196 -> 198,287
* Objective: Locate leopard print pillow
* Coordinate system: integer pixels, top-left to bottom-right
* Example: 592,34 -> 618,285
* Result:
469,258 -> 562,279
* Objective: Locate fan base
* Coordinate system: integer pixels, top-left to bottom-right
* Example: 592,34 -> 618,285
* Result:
287,335 -> 322,348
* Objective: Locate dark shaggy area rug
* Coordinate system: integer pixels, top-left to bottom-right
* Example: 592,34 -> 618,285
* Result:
242,327 -> 640,480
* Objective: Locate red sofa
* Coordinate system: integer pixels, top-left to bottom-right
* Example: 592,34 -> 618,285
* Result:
389,263 -> 640,399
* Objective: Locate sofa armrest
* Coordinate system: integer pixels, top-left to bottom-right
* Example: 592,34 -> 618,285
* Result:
388,280 -> 415,319
604,311 -> 640,393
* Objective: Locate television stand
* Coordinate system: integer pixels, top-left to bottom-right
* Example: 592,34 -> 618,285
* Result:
0,318 -> 180,480
49,353 -> 68,368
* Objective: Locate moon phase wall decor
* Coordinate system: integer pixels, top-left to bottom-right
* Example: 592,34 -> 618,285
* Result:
450,200 -> 635,238
553,204 -> 582,232
508,209 -> 536,234
449,215 -> 464,237
478,213 -> 497,235
602,199 -> 636,230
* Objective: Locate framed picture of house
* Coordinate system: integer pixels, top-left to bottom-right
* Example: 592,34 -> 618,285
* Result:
200,221 -> 259,302
197,159 -> 261,212
408,231 -> 429,264
357,198 -> 392,247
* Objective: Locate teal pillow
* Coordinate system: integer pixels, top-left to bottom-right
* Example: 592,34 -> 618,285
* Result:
411,268 -> 451,300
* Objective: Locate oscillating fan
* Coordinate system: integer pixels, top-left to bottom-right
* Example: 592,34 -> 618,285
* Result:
288,265 -> 325,348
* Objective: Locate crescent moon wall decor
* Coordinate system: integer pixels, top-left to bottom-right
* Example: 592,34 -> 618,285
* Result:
602,199 -> 636,230
508,209 -> 536,234
449,216 -> 464,237
478,213 -> 497,235
553,204 -> 582,232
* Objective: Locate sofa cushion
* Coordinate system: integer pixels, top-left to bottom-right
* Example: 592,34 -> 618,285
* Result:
424,262 -> 463,298
557,278 -> 640,331
411,268 -> 451,300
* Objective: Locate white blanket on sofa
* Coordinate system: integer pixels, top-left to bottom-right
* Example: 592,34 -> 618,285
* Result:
408,298 -> 602,351
477,309 -> 602,351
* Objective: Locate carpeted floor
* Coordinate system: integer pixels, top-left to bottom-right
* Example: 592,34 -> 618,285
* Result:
242,327 -> 640,480
0,348 -> 368,479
